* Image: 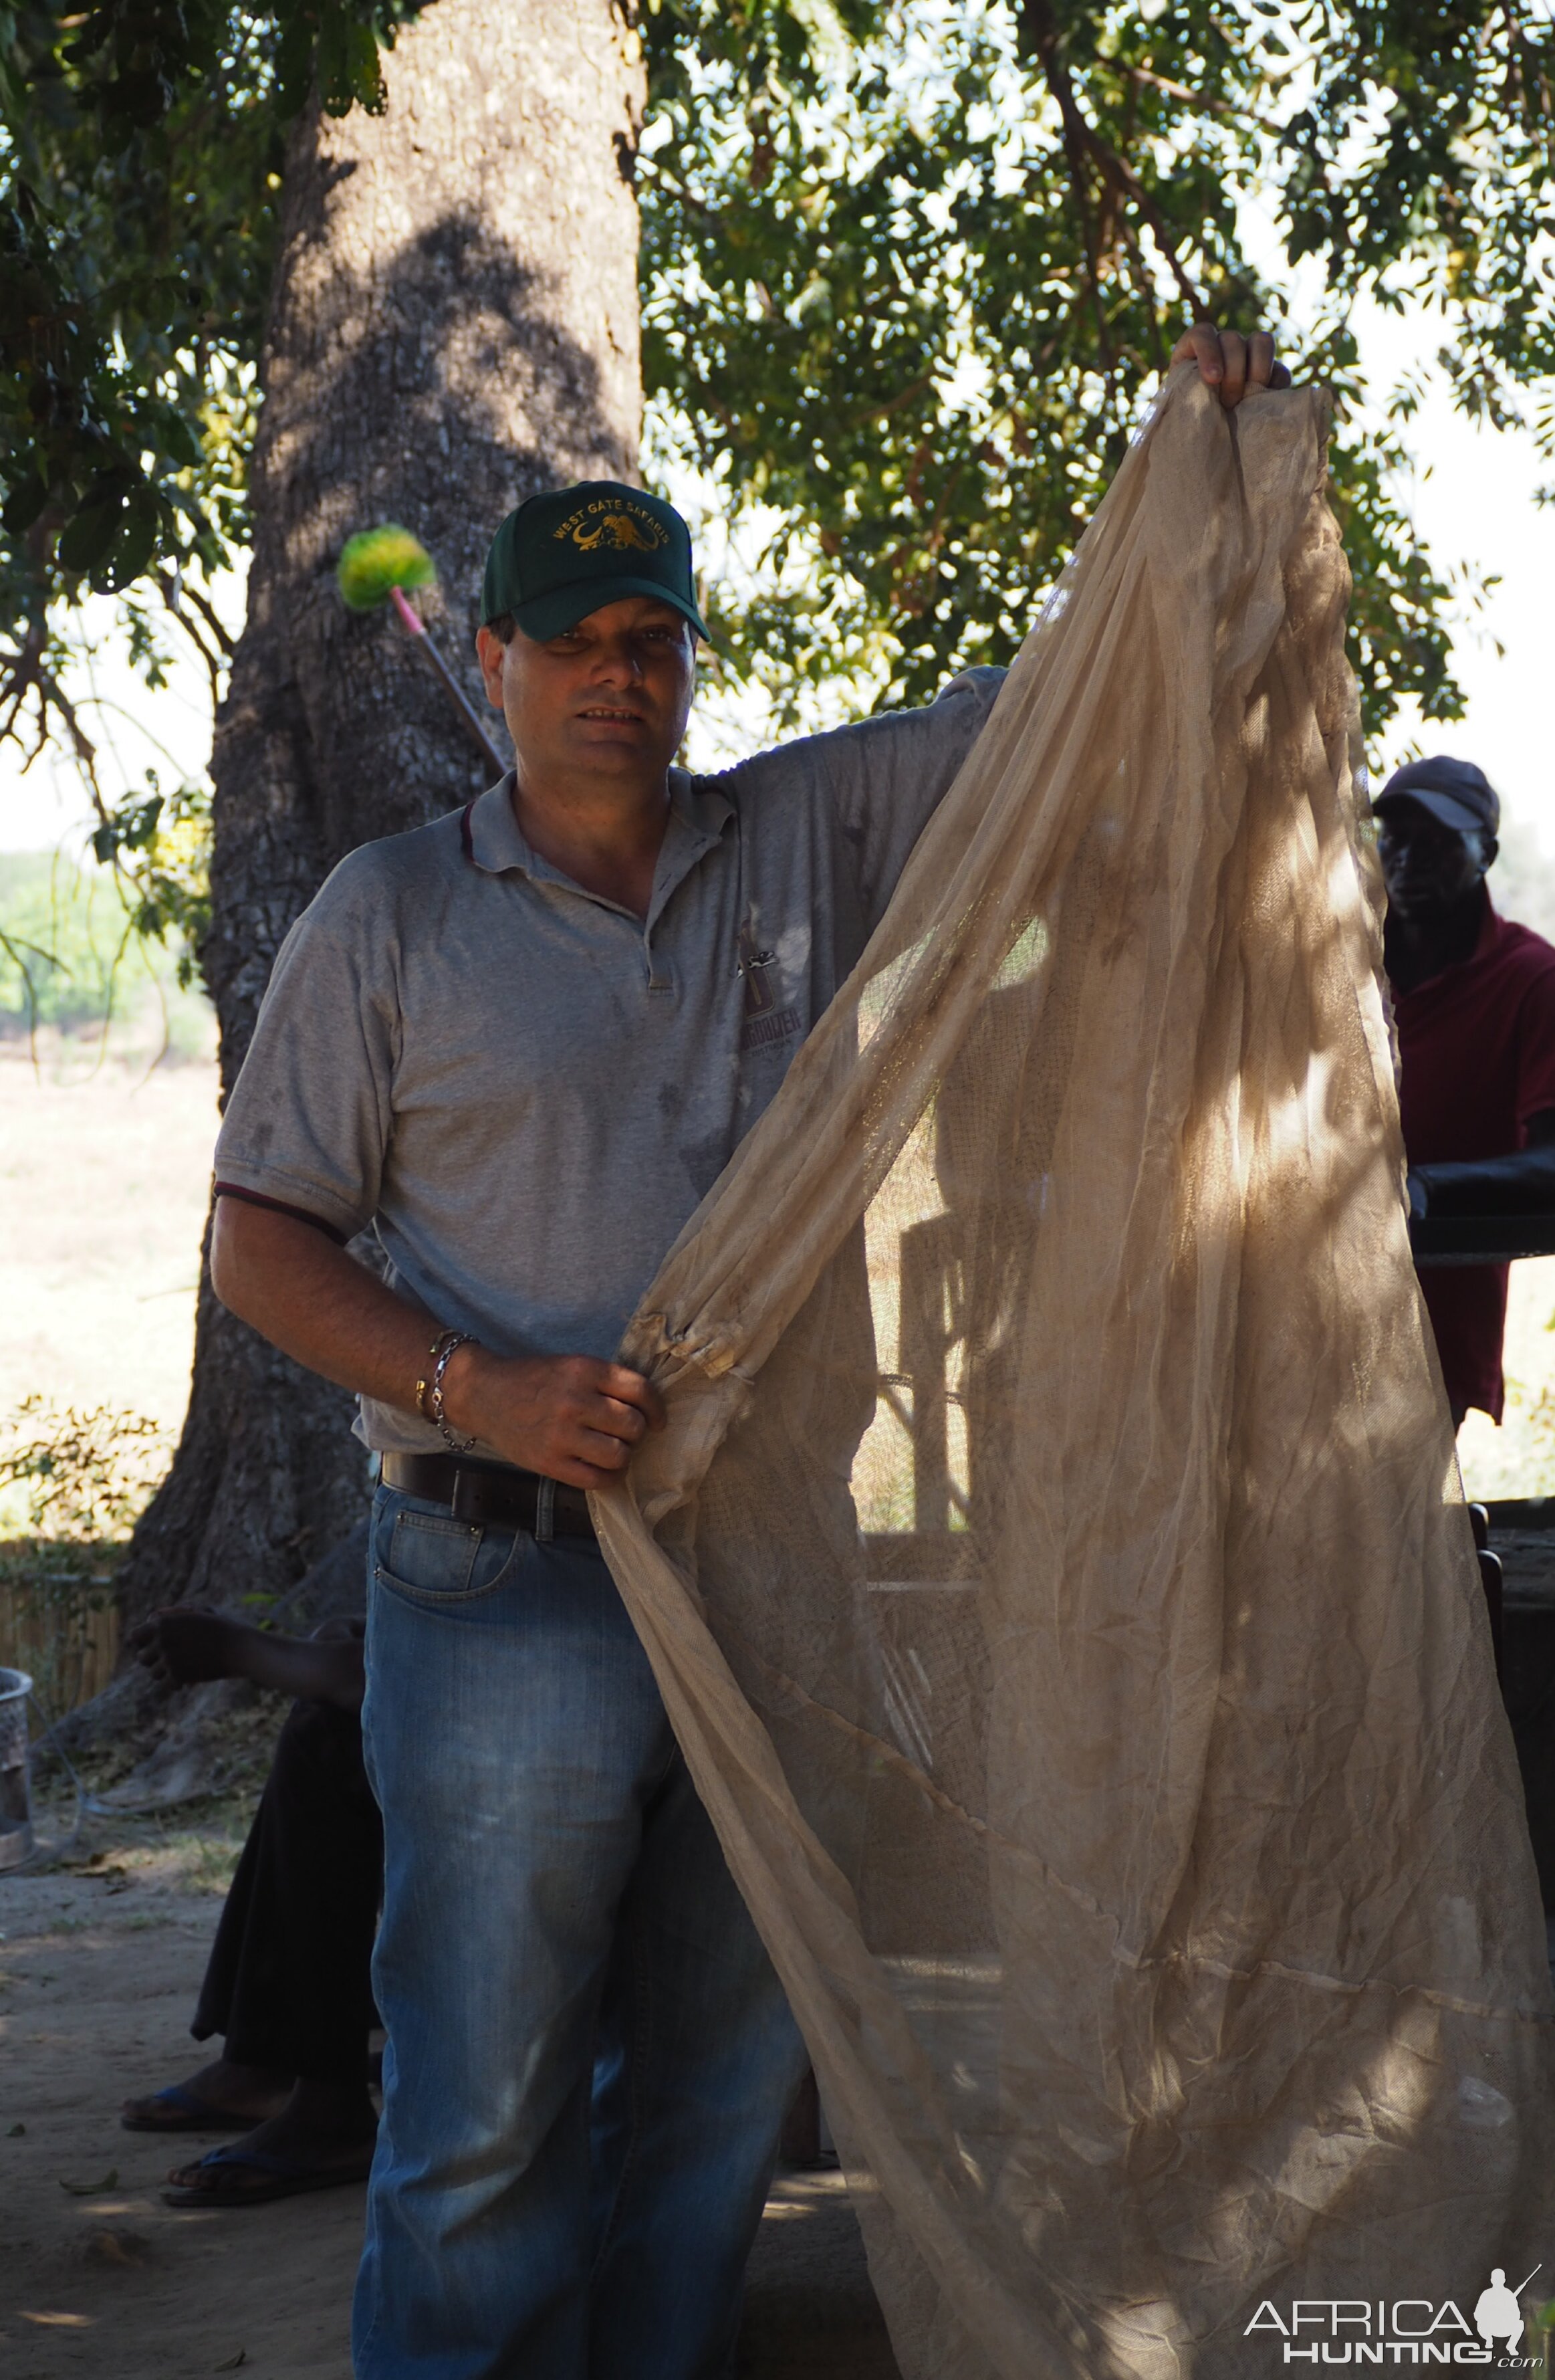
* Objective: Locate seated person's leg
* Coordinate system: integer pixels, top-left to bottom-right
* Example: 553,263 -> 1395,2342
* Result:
122,1610 -> 378,2172
164,1693 -> 383,2200
120,1818 -> 295,2144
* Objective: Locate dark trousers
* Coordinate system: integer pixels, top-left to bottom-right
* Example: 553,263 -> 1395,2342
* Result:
192,1697 -> 383,2084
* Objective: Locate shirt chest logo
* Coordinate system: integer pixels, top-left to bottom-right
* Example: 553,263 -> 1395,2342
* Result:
737,915 -> 802,1054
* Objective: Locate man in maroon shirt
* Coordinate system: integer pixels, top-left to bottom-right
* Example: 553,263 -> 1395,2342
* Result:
1380,756 -> 1555,1425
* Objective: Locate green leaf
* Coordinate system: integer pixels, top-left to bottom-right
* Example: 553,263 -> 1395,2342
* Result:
159,413 -> 203,470
1,471 -> 49,533
273,10 -> 316,118
100,488 -> 162,590
55,492 -> 126,574
318,10 -> 388,119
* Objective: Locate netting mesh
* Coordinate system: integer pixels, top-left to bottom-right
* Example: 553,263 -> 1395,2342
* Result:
590,371 -> 1553,2380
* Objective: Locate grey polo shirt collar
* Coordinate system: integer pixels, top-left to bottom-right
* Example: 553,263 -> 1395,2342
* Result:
464,773 -> 735,956
213,667 -> 1007,1457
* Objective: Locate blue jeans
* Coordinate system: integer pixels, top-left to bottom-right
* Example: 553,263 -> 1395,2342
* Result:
352,1485 -> 807,2380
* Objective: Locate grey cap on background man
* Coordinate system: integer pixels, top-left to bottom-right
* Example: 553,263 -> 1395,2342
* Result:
1376,756 -> 1500,839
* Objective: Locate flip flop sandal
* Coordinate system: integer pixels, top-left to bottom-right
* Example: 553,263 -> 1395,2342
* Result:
161,2141 -> 376,2208
121,2084 -> 270,2135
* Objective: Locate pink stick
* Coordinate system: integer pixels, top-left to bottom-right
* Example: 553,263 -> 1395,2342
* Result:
388,584 -> 425,637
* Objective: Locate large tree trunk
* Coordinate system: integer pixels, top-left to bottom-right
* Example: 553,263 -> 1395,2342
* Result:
118,0 -> 644,1628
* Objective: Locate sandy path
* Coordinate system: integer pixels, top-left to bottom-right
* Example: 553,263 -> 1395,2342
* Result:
0,1864 -> 896,2379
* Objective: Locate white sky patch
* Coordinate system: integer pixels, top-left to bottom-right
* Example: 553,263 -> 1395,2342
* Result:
0,570 -> 247,857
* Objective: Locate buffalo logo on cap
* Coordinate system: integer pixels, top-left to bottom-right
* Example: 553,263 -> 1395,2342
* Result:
554,499 -> 668,555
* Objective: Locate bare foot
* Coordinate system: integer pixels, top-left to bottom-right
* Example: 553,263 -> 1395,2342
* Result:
122,2056 -> 294,2132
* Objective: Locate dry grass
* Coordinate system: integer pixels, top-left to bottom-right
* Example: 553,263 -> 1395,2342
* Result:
0,1037 -> 216,1706
0,1037 -> 217,1448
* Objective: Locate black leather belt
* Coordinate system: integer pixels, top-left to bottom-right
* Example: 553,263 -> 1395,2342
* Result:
380,1450 -> 597,1542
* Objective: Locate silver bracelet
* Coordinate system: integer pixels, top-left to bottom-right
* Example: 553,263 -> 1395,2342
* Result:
419,1327 -> 477,1454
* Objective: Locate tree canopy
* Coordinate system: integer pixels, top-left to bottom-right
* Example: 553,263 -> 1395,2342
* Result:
3,0 -> 1553,896
646,2 -> 1555,725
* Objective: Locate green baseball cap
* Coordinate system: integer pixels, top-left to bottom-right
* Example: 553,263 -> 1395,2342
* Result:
481,482 -> 709,643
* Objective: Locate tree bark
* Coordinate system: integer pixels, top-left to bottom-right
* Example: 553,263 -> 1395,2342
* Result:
117,0 -> 644,1628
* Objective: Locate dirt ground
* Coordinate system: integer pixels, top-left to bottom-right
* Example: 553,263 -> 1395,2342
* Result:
0,1809 -> 899,2380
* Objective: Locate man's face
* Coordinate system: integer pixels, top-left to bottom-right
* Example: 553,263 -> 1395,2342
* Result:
1377,798 -> 1491,922
475,595 -> 696,794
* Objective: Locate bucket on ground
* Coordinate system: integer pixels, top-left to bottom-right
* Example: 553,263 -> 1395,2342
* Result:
0,1668 -> 33,1872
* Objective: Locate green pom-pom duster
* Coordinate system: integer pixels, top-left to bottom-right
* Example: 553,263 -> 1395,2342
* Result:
335,522 -> 505,777
337,524 -> 437,611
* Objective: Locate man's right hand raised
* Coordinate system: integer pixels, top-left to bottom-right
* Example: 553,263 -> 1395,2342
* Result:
440,1347 -> 666,1490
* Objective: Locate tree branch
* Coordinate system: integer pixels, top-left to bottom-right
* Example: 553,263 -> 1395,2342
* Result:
852,370 -> 936,427
1018,1 -> 1205,324
0,619 -> 50,748
1120,62 -> 1280,137
156,566 -> 232,706
1018,0 -> 1114,365
158,566 -> 235,659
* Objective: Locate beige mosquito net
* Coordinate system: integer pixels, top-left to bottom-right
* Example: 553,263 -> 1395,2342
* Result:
591,370 -> 1553,2380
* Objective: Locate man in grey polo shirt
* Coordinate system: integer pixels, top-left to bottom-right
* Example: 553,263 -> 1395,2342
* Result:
212,328 -> 1283,2378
